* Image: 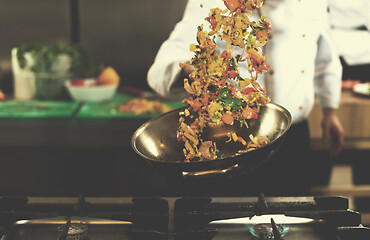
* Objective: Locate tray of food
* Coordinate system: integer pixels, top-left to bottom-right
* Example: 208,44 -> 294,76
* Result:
0,100 -> 80,119
76,92 -> 185,119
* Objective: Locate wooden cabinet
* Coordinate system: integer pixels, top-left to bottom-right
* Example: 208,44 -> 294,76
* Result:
309,91 -> 370,220
308,91 -> 370,150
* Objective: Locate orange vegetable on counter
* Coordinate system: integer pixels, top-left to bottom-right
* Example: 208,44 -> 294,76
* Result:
97,66 -> 120,86
0,90 -> 6,101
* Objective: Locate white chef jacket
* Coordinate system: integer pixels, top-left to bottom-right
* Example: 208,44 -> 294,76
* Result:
147,0 -> 342,124
328,0 -> 370,65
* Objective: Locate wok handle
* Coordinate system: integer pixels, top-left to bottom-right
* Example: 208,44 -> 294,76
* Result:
182,164 -> 240,178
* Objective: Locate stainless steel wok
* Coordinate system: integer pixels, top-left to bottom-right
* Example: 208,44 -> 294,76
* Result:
131,103 -> 291,177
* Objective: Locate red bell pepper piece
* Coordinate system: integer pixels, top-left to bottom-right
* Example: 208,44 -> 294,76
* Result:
70,78 -> 85,87
176,131 -> 182,142
205,16 -> 217,28
243,87 -> 256,94
224,0 -> 241,12
242,107 -> 258,119
221,50 -> 232,61
228,70 -> 238,79
182,98 -> 203,112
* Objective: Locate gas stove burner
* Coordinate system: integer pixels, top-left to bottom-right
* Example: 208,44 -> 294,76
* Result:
0,196 -> 369,240
67,223 -> 88,240
249,223 -> 288,239
60,222 -> 88,240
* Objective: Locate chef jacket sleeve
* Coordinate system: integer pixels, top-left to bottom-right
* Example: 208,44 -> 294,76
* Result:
314,24 -> 342,110
147,0 -> 214,100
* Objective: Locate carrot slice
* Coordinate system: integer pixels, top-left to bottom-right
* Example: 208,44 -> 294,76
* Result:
222,113 -> 234,125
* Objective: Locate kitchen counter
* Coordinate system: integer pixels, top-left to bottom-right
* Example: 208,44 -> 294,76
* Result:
0,90 -> 368,197
0,92 -> 184,147
0,118 -> 154,197
3,90 -> 368,149
308,90 -> 370,150
0,93 -> 182,197
0,119 -> 145,148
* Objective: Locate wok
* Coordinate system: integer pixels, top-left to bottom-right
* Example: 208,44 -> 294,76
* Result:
131,103 -> 291,178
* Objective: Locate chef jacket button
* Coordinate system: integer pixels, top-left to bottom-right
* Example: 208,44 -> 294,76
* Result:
302,34 -> 306,38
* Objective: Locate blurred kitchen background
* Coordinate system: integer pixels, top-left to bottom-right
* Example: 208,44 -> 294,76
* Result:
0,0 -> 187,93
0,0 -> 370,224
0,0 -> 189,197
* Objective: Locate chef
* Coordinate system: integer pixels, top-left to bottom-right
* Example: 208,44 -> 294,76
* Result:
328,0 -> 370,82
147,0 -> 344,195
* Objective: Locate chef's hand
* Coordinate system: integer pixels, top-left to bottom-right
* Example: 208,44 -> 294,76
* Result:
321,108 -> 344,158
171,61 -> 195,90
180,61 -> 195,77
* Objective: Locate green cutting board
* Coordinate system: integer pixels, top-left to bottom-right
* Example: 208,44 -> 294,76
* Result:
76,93 -> 185,119
0,100 -> 80,119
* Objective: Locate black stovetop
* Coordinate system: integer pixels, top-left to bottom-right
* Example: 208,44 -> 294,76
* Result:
0,195 -> 369,240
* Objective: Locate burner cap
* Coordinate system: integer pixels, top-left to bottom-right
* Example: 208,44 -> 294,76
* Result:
249,223 -> 288,239
66,223 -> 88,240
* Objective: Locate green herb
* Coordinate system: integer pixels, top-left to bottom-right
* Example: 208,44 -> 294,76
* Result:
212,118 -> 221,125
219,87 -> 244,110
239,118 -> 244,127
216,151 -> 225,159
225,98 -> 244,110
229,63 -> 237,70
193,59 -> 200,65
220,87 -> 231,99
246,33 -> 253,50
16,42 -> 98,78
